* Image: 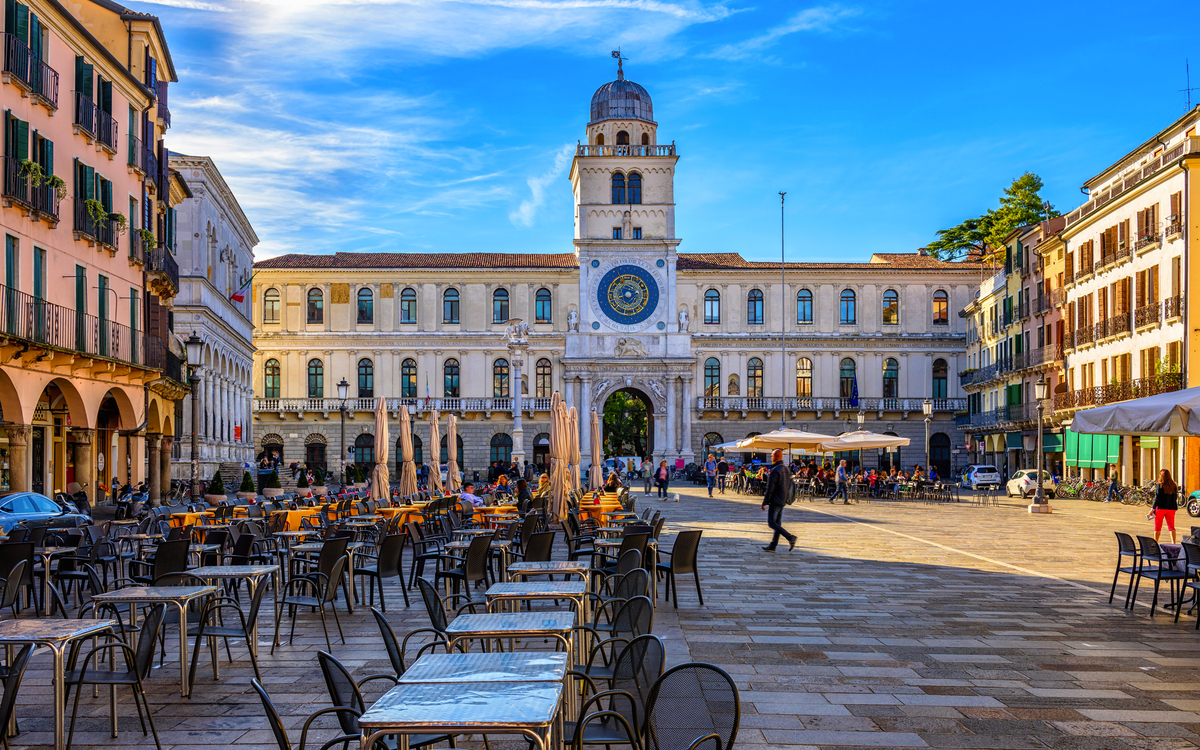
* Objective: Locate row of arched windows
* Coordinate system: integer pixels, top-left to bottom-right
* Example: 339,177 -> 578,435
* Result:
264,287 -> 555,326
264,357 -> 556,400
700,288 -> 951,326
611,171 -> 643,205
702,357 -> 949,398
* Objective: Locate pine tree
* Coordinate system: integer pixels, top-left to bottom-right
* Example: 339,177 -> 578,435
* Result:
926,173 -> 1058,262
207,470 -> 226,495
239,471 -> 255,493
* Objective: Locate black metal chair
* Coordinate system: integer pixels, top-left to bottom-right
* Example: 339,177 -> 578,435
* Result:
317,650 -> 457,749
367,607 -> 410,681
510,531 -> 555,564
1110,532 -> 1142,608
569,634 -> 666,749
291,536 -> 352,612
410,578 -> 482,657
406,521 -> 447,588
656,530 -> 704,608
1132,536 -> 1189,616
0,543 -> 37,614
1176,541 -> 1200,628
575,595 -> 654,678
641,662 -> 740,750
65,603 -> 165,750
252,678 -> 360,750
433,533 -> 493,599
187,574 -> 269,690
273,555 -> 348,652
353,533 -> 409,611
0,560 -> 27,619
0,645 -> 33,750
129,538 -> 190,585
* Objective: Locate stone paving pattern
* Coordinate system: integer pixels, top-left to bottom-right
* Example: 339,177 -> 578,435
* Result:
7,487 -> 1200,749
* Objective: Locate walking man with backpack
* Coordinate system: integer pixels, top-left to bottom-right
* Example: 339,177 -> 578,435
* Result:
762,449 -> 797,552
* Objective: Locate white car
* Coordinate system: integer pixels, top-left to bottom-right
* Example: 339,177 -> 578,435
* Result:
1006,469 -> 1057,498
962,464 -> 1002,490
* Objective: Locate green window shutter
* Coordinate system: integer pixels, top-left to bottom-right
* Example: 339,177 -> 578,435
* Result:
14,1 -> 27,44
72,157 -> 78,196
14,119 -> 27,162
43,137 -> 51,175
97,275 -> 107,321
74,265 -> 85,314
74,56 -> 92,99
99,177 -> 111,212
32,246 -> 42,299
28,12 -> 39,60
1014,334 -> 1023,355
3,111 -> 10,158
99,79 -> 112,114
3,0 -> 14,35
84,164 -> 95,200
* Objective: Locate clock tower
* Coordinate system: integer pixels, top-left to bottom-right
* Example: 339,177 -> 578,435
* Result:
564,56 -> 695,467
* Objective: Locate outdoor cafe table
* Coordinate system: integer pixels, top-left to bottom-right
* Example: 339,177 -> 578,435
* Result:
507,560 -> 592,589
89,585 -> 219,697
34,546 -> 74,609
484,581 -> 589,660
186,565 -> 280,660
443,539 -> 513,582
444,611 -> 574,656
400,651 -> 568,684
0,618 -> 117,750
289,541 -> 363,610
595,539 -> 659,600
359,680 -> 563,750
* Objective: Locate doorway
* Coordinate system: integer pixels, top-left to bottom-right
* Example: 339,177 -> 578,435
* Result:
31,427 -> 44,494
602,388 -> 654,460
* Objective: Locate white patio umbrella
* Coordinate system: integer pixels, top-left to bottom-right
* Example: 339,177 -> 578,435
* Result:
398,405 -> 417,496
568,406 -> 581,491
589,409 -> 603,491
1070,386 -> 1200,436
735,428 -> 837,452
428,409 -> 443,494
446,414 -> 461,492
369,397 -> 390,502
817,431 -> 911,452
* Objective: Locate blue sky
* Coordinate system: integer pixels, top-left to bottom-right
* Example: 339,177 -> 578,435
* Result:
136,0 -> 1198,261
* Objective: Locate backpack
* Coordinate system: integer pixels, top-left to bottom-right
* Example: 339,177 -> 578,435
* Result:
783,470 -> 797,505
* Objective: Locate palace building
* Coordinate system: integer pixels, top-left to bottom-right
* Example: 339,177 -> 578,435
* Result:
252,65 -> 979,480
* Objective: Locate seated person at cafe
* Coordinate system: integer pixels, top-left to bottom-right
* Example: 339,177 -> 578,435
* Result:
494,474 -> 513,496
604,471 -> 623,492
459,482 -> 485,507
515,478 -> 533,513
533,473 -> 551,496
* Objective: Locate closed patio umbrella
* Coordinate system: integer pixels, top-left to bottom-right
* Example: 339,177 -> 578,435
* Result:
369,397 -> 390,502
548,392 -> 569,518
568,406 -> 581,491
589,408 -> 603,491
398,405 -> 417,496
428,409 -> 443,494
446,414 -> 461,492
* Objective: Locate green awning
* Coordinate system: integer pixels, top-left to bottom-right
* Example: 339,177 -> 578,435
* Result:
1042,433 -> 1063,452
1065,429 -> 1119,467
1141,436 -> 1160,449
1106,434 -> 1121,464
1006,432 -> 1023,449
1065,429 -> 1079,466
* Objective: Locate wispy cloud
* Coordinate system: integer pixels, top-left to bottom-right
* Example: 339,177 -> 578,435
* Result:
709,4 -> 861,60
509,144 -> 574,227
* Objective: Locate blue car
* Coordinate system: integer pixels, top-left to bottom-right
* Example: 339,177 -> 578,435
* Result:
0,492 -> 90,533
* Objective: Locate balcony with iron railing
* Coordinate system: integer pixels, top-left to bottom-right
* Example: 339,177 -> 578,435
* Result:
95,108 -> 117,152
143,146 -> 159,186
1064,264 -> 1075,286
129,230 -> 147,264
1135,302 -> 1160,329
1077,257 -> 1094,280
147,245 -> 179,295
576,143 -> 676,157
1063,329 -> 1075,352
1074,324 -> 1094,347
2,33 -> 33,90
1096,312 -> 1131,340
127,134 -> 143,173
1098,243 -> 1131,270
1165,220 -> 1183,238
255,396 -> 557,416
1025,343 -> 1063,369
1165,293 -> 1184,320
1135,232 -> 1161,253
72,199 -> 116,248
697,396 -> 965,414
1050,287 -> 1064,309
73,91 -> 95,137
30,180 -> 59,222
32,57 -> 56,109
2,156 -> 31,208
1017,299 -> 1030,320
1053,372 -> 1185,411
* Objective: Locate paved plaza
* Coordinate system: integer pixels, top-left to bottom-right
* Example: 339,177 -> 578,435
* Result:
7,488 -> 1200,750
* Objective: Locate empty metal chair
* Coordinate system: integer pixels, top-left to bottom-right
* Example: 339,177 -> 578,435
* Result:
656,530 -> 704,609
641,662 -> 740,750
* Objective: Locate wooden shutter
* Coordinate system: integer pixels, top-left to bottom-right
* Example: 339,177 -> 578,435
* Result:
27,12 -> 38,60
1098,287 -> 1107,319
75,56 -> 93,99
14,118 -> 26,162
99,176 -> 111,211
13,0 -> 27,43
1136,210 -> 1144,239
1171,191 -> 1182,219
1149,265 -> 1158,302
99,79 -> 112,114
43,136 -> 51,174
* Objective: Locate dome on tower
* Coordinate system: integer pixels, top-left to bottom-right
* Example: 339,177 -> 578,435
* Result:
589,77 -> 654,125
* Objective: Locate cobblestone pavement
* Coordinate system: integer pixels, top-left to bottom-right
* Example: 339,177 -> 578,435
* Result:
8,487 -> 1200,749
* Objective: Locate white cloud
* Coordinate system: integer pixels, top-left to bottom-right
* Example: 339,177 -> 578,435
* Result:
709,5 -> 861,60
509,144 -> 574,227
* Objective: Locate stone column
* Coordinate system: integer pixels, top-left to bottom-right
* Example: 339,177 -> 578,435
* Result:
3,425 -> 29,492
71,428 -> 95,505
681,376 -> 694,461
580,376 -> 593,473
665,375 -> 678,457
159,436 -> 173,497
146,434 -> 162,504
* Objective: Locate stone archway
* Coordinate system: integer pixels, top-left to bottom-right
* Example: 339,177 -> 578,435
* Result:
600,387 -> 655,463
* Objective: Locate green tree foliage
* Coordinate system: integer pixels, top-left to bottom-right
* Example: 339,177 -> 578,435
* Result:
313,466 -> 325,485
927,172 -> 1058,262
297,469 -> 309,488
266,469 -> 282,489
603,391 -> 648,457
207,470 -> 226,495
239,471 -> 255,492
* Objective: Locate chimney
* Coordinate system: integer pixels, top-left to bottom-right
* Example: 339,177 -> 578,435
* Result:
918,247 -> 928,256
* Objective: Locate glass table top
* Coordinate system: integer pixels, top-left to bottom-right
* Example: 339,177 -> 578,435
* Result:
401,652 -> 568,683
0,618 -> 116,642
90,585 -> 218,602
359,681 -> 562,729
187,565 -> 279,577
485,581 -> 587,597
507,561 -> 590,574
445,611 -> 575,635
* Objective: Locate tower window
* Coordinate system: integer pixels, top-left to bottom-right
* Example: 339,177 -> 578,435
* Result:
595,133 -> 605,146
632,228 -> 642,240
616,130 -> 629,145
611,172 -> 625,204
641,133 -> 649,145
612,228 -> 621,240
627,172 -> 642,204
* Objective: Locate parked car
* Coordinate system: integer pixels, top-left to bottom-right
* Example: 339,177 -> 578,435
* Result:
962,464 -> 1002,491
0,491 -> 91,533
1006,469 -> 1057,498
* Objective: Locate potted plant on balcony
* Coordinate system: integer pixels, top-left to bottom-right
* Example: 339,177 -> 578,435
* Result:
136,228 -> 155,247
263,469 -> 284,497
204,469 -> 228,506
109,212 -> 128,234
237,471 -> 257,501
311,466 -> 327,496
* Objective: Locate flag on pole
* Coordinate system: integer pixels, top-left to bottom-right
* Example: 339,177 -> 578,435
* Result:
229,272 -> 256,303
850,374 -> 859,409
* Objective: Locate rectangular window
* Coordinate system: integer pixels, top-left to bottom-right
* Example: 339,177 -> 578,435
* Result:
400,288 -> 417,323
632,227 -> 641,239
612,228 -> 621,240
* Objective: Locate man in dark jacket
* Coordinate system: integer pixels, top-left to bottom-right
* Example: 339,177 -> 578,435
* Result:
761,449 -> 797,552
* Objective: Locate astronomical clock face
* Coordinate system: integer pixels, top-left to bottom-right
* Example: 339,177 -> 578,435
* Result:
593,262 -> 660,331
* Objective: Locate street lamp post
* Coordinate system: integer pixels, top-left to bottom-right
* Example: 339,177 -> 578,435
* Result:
1030,375 -> 1052,514
185,333 -> 203,504
856,410 -> 865,472
337,378 -> 349,488
922,398 -> 933,474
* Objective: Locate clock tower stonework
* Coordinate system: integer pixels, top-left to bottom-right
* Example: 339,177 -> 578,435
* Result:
563,60 -> 696,466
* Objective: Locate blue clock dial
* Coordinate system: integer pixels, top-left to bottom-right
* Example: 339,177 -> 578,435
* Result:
597,264 -> 658,326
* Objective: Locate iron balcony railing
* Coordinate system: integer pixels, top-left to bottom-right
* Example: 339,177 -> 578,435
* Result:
127,134 -> 143,171
95,108 -> 117,151
143,144 -> 158,179
1165,220 -> 1183,237
73,199 -> 116,247
254,396 -> 557,414
1098,244 -> 1131,270
33,57 -> 56,108
1135,302 -> 1160,328
1074,325 -> 1094,347
1053,373 -> 1185,411
1017,299 -> 1030,320
3,33 -> 33,88
1078,257 -> 1094,278
147,245 -> 179,292
1025,343 -> 1063,368
1165,293 -> 1184,319
157,98 -> 171,128
31,181 -> 59,220
129,230 -> 146,263
575,143 -> 676,157
73,91 -> 95,136
696,396 -> 964,413
0,281 -> 164,369
1135,233 -> 1161,252
2,156 -> 30,206
1064,264 -> 1075,286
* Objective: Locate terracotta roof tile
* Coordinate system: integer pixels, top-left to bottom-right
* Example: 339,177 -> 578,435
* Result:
676,252 -> 978,271
255,252 -> 579,270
